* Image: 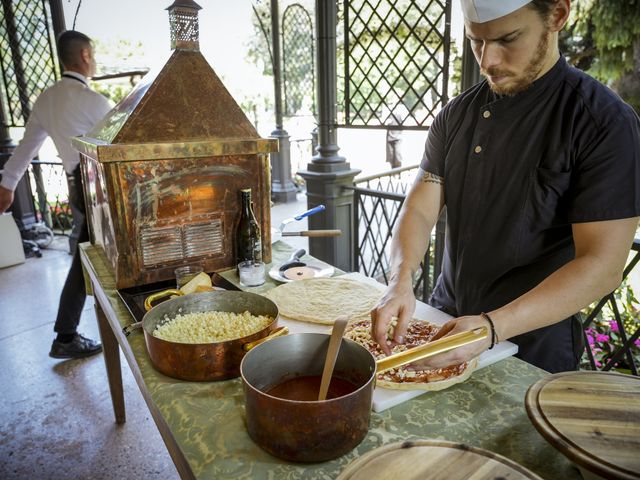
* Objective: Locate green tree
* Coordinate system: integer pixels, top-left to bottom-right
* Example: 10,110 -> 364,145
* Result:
247,0 -> 315,116
90,39 -> 148,104
561,0 -> 640,112
247,2 -> 273,77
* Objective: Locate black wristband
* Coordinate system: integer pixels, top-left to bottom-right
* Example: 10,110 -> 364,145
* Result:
480,312 -> 498,349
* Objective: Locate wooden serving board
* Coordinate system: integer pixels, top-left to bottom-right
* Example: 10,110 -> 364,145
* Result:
525,371 -> 640,480
336,439 -> 542,480
278,272 -> 518,412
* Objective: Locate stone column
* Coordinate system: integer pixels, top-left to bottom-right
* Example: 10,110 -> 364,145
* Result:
269,0 -> 297,203
298,0 -> 360,271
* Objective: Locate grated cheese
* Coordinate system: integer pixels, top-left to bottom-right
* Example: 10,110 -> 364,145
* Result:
152,310 -> 273,344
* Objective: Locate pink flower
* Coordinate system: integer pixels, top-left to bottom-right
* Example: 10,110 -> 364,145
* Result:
609,320 -> 619,332
587,334 -> 595,346
596,334 -> 610,343
595,360 -> 602,368
635,339 -> 640,347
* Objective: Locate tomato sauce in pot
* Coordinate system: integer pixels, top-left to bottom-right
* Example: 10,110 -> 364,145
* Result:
266,375 -> 359,401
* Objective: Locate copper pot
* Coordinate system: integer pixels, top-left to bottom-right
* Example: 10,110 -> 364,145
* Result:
240,333 -> 376,462
240,329 -> 489,462
140,291 -> 284,381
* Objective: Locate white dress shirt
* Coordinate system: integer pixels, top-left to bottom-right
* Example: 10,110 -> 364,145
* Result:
0,71 -> 112,191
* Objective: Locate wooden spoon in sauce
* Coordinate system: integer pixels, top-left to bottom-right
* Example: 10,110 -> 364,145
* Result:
318,316 -> 349,401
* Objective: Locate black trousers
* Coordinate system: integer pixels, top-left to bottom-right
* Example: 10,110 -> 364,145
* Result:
54,165 -> 88,334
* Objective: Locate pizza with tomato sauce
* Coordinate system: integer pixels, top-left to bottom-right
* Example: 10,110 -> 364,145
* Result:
344,319 -> 477,391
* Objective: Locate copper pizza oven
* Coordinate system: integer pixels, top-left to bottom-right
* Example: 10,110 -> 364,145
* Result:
71,0 -> 277,289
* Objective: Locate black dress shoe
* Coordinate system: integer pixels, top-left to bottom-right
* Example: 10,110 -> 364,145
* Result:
49,333 -> 103,359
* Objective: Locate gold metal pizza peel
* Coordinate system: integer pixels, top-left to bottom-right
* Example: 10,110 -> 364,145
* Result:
375,327 -> 489,375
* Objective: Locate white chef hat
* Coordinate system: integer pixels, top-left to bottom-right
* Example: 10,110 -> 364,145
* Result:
461,0 -> 532,23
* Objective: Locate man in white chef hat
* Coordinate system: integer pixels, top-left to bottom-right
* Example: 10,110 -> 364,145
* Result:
372,0 -> 640,373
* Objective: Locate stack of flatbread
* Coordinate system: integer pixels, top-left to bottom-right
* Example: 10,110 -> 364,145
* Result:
265,277 -> 382,324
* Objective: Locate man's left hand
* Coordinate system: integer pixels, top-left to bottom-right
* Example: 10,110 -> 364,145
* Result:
408,315 -> 493,370
0,186 -> 14,213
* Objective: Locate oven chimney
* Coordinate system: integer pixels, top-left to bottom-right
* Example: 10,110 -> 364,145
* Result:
166,0 -> 202,51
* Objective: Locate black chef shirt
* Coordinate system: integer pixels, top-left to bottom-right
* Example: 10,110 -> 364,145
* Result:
421,56 -> 640,373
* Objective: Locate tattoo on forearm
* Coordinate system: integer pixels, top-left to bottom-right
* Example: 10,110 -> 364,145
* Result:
421,171 -> 444,185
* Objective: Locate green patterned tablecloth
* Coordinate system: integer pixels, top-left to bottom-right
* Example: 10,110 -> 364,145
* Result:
80,242 -> 579,480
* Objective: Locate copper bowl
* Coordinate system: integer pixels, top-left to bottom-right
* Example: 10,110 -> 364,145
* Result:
141,291 -> 282,381
240,333 -> 376,462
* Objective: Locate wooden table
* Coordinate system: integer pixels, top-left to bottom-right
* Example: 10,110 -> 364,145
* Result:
80,242 -> 581,480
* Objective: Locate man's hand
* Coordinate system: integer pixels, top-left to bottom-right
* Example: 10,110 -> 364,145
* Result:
407,315 -> 493,370
0,186 -> 14,213
370,276 -> 416,356
371,167 -> 444,356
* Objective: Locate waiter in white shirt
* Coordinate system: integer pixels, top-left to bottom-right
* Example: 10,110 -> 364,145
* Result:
0,31 -> 111,359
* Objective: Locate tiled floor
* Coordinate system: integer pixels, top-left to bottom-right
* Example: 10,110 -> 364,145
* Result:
0,193 -> 309,480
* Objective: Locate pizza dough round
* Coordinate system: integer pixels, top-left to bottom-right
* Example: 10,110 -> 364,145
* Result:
265,277 -> 382,324
344,318 -> 477,391
376,358 -> 478,391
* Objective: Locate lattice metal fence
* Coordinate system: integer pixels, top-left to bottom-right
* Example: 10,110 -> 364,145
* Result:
356,165 -> 418,195
0,0 -> 58,126
282,3 -> 315,116
341,0 -> 451,129
348,164 -> 443,302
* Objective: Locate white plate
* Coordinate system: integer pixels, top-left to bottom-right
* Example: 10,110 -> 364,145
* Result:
268,261 -> 335,282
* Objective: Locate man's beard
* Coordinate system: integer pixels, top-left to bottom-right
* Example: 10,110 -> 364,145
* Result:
482,29 -> 550,96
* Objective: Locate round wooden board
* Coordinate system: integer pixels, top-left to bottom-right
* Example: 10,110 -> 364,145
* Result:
525,371 -> 640,480
337,439 -> 542,480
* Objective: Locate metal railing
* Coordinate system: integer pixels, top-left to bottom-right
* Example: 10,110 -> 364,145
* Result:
582,239 -> 640,375
29,160 -> 72,233
348,164 -> 444,302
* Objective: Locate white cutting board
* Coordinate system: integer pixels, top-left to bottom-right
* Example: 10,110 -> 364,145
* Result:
276,272 -> 518,412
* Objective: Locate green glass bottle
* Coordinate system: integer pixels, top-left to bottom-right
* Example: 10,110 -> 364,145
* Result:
236,188 -> 262,264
